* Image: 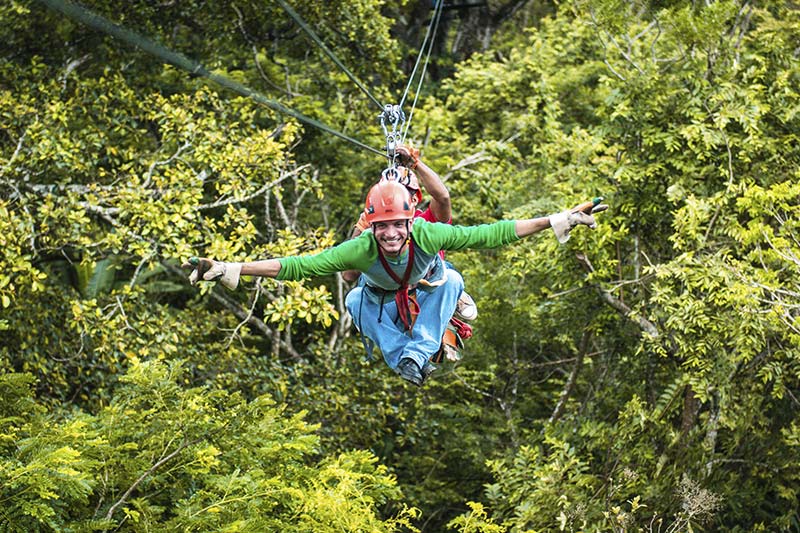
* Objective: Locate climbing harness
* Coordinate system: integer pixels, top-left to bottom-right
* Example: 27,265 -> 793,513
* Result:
376,234 -> 419,333
354,230 -> 418,361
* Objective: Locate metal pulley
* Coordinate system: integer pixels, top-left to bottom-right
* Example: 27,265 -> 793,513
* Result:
379,104 -> 405,163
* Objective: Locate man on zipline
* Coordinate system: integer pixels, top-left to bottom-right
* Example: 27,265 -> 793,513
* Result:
343,144 -> 477,361
184,182 -> 606,387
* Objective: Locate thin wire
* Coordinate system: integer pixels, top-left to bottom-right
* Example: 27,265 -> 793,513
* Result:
399,0 -> 445,142
398,0 -> 444,110
35,0 -> 387,159
275,0 -> 385,112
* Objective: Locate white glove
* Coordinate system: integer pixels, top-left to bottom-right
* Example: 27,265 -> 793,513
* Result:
550,201 -> 608,243
182,257 -> 242,290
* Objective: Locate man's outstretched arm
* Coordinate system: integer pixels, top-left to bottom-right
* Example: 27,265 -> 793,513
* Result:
515,199 -> 607,240
181,257 -> 281,289
515,216 -> 553,238
240,259 -> 282,277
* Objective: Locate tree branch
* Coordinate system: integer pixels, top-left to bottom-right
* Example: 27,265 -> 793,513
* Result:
224,280 -> 263,349
105,435 -> 204,521
549,329 -> 590,424
197,165 -> 308,211
575,253 -> 659,338
0,129 -> 27,178
143,140 -> 192,189
209,286 -> 302,360
231,3 -> 299,97
328,272 -> 353,354
441,150 -> 491,182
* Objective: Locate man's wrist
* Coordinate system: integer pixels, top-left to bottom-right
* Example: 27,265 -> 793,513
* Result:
219,262 -> 242,290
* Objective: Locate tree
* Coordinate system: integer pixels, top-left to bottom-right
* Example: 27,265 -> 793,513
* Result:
0,360 -> 417,531
434,0 -> 800,530
3,0 -> 800,530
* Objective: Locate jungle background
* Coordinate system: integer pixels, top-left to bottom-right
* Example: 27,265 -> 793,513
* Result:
2,0 -> 799,531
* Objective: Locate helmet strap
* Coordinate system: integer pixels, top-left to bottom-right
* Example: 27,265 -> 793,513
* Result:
401,220 -> 411,254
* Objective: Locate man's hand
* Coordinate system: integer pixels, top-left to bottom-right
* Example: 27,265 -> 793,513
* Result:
181,257 -> 242,290
395,144 -> 420,169
550,200 -> 609,243
354,212 -> 369,233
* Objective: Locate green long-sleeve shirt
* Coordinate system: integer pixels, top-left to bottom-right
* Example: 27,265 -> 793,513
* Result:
277,219 -> 519,291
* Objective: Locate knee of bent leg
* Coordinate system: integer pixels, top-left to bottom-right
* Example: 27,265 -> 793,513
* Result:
446,268 -> 465,292
345,287 -> 363,317
344,287 -> 362,315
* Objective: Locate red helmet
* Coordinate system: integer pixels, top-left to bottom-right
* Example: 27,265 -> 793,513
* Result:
381,166 -> 423,204
364,180 -> 414,224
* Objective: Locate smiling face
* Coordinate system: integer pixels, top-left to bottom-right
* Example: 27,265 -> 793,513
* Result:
372,219 -> 409,256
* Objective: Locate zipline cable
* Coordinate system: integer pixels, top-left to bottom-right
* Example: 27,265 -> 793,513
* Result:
400,0 -> 444,143
400,0 -> 443,118
34,0 -> 387,159
276,0 -> 444,160
375,1 -> 445,167
275,0 -> 385,113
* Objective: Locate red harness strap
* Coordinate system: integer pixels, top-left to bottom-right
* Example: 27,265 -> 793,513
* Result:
376,236 -> 420,332
449,317 -> 473,340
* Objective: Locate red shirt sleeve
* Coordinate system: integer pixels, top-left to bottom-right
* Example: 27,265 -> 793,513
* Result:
415,207 -> 452,224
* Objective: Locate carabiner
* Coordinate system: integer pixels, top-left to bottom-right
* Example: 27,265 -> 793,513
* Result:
379,104 -> 405,162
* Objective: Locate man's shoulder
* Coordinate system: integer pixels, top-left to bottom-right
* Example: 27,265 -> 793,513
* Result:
411,217 -> 431,229
411,217 -> 453,239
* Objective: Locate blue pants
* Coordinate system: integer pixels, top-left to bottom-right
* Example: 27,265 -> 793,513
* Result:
346,269 -> 464,371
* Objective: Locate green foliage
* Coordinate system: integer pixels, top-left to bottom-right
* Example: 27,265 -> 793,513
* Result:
2,0 -> 800,531
424,0 -> 800,531
482,438 -> 600,530
0,360 -> 411,532
447,502 -> 506,533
